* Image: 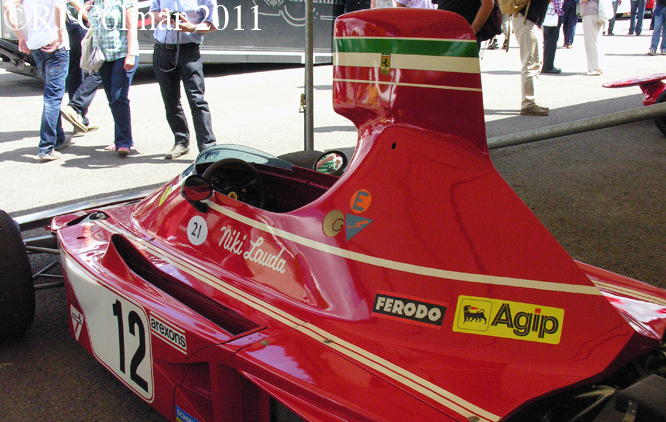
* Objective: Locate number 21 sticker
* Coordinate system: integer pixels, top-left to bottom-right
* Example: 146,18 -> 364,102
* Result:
187,216 -> 208,246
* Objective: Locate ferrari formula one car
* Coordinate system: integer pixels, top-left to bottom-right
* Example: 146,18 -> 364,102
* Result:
3,8 -> 666,422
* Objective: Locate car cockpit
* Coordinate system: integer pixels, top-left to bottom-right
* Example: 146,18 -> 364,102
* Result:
181,144 -> 348,213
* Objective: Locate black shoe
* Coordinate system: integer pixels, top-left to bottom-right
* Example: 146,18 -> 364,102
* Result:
542,67 -> 562,74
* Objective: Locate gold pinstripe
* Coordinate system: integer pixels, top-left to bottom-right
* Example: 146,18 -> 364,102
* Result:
592,280 -> 666,306
334,52 -> 481,74
204,201 -> 601,296
332,77 -> 483,92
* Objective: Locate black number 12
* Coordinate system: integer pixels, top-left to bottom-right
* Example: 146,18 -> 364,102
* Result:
112,300 -> 149,392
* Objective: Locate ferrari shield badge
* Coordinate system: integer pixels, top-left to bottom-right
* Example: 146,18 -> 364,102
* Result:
381,54 -> 391,75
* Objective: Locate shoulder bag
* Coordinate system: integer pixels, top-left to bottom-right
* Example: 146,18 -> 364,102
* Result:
80,24 -> 105,73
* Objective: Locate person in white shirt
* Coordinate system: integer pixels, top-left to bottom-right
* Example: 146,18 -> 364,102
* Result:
4,0 -> 71,160
395,0 -> 436,8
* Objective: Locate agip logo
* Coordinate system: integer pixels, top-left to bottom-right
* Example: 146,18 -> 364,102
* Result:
453,296 -> 564,345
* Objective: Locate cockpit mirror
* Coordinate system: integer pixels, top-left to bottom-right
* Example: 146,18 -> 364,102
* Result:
181,176 -> 212,211
314,151 -> 348,176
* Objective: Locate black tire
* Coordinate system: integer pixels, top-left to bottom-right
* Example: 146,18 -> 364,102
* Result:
0,210 -> 35,341
654,90 -> 666,137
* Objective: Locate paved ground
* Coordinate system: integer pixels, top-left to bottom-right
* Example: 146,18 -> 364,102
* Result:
0,17 -> 665,421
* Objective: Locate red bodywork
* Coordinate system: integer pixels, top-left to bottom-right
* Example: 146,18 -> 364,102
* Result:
603,73 -> 666,106
53,9 -> 666,422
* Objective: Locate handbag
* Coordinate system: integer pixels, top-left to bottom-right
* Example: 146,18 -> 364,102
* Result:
80,26 -> 105,73
598,0 -> 614,21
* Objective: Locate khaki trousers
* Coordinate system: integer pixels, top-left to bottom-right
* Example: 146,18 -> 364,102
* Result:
513,16 -> 543,108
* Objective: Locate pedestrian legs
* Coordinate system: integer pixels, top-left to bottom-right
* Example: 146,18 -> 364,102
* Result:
98,58 -> 137,150
178,48 -> 216,152
583,15 -> 605,72
650,5 -> 666,52
543,18 -> 562,70
514,17 -> 542,108
32,48 -> 69,156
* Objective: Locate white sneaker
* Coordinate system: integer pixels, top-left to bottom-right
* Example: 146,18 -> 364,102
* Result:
38,150 -> 62,161
61,105 -> 87,132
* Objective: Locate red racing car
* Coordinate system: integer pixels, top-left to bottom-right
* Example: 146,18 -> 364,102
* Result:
2,8 -> 666,422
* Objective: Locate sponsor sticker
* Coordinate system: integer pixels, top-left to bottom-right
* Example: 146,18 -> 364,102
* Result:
452,296 -> 564,344
159,186 -> 172,206
350,189 -> 372,213
323,209 -> 345,237
346,214 -> 373,241
176,405 -> 201,422
372,292 -> 446,328
150,314 -> 187,354
70,305 -> 84,341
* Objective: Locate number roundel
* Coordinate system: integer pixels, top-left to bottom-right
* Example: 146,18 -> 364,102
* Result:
187,216 -> 209,246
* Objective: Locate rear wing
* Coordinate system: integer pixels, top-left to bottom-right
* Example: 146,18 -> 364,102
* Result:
333,8 -> 487,152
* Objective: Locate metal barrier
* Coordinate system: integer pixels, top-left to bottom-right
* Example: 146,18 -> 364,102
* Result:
487,101 -> 666,150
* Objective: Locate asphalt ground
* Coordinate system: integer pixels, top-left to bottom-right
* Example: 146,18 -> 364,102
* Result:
1,17 -> 665,421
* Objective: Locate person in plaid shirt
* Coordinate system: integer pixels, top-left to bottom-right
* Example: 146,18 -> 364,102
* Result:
149,0 -> 217,160
87,0 -> 138,156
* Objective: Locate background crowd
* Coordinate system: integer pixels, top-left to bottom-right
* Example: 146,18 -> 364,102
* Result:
4,0 -> 665,159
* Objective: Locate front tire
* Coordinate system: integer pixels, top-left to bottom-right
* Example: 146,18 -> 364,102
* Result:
0,210 -> 35,341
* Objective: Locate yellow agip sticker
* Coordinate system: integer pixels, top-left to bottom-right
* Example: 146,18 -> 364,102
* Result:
452,296 -> 564,345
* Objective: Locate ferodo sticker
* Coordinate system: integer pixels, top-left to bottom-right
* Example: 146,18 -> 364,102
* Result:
453,296 -> 564,345
372,292 -> 446,328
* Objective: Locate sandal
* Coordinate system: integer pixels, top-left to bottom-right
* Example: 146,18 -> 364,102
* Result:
117,147 -> 130,156
104,144 -> 116,151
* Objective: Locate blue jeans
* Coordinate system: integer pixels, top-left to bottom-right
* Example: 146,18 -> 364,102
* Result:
153,43 -> 216,152
98,58 -> 137,149
651,5 -> 666,51
630,0 -> 646,34
32,48 -> 69,156
66,21 -> 102,126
